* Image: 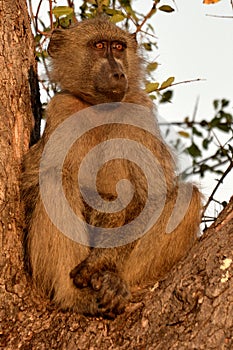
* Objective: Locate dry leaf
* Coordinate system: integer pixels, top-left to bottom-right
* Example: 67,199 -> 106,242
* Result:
203,0 -> 221,4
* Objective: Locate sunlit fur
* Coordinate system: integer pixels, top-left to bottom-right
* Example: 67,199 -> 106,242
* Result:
21,17 -> 201,317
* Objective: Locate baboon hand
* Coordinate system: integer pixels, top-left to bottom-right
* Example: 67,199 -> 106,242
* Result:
70,260 -> 94,288
70,264 -> 131,317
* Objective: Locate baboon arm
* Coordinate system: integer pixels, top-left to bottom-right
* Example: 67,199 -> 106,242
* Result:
70,245 -> 130,287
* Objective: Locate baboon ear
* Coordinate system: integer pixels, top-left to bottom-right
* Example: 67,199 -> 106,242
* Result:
47,29 -> 67,57
131,32 -> 138,48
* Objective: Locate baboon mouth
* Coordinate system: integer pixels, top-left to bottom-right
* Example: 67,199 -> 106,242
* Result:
112,89 -> 121,93
111,90 -> 124,97
95,87 -> 126,102
107,90 -> 126,102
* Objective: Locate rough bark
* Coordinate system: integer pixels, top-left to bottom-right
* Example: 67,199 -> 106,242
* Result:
0,1 -> 233,349
0,0 -> 36,343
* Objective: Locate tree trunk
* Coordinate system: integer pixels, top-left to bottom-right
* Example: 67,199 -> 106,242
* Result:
0,0 -> 36,339
0,1 -> 232,349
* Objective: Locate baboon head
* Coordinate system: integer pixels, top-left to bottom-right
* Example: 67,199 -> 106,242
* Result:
48,17 -> 142,104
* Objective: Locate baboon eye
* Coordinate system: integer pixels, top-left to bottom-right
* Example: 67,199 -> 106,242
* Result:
116,43 -> 123,51
95,42 -> 105,50
112,42 -> 125,51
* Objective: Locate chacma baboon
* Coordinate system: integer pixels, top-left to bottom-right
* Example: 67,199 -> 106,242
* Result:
21,17 -> 201,317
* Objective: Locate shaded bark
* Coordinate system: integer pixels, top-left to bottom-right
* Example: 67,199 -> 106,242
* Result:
0,1 -> 232,349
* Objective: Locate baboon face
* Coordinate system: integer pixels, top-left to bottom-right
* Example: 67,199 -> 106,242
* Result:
89,39 -> 128,102
48,18 -> 139,104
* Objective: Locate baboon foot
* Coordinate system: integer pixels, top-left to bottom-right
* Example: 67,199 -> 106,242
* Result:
70,265 -> 130,317
92,271 -> 131,318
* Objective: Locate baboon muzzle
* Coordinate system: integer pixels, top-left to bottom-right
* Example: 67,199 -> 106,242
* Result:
95,53 -> 128,102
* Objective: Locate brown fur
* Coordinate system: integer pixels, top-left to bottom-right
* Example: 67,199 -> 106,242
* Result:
21,17 -> 201,317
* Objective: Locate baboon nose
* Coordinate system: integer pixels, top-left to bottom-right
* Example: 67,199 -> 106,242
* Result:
112,72 -> 125,80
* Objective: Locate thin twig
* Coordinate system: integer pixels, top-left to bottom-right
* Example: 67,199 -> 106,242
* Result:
49,0 -> 54,32
135,0 -> 159,33
202,160 -> 233,216
28,0 -> 37,34
192,96 -> 200,122
35,0 -> 43,34
96,0 -> 104,15
210,129 -> 233,162
67,0 -> 78,23
206,14 -> 233,18
158,78 -> 205,91
140,30 -> 157,39
202,218 -> 215,223
171,0 -> 178,12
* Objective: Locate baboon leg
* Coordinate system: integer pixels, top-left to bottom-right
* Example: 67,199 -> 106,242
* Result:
28,196 -> 129,317
69,183 -> 201,313
27,197 -> 95,312
122,183 -> 201,286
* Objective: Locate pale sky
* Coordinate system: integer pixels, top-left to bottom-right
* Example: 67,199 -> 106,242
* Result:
146,0 -> 233,217
148,0 -> 233,120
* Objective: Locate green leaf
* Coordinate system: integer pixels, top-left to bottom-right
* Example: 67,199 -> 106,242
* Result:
119,0 -> 131,6
219,148 -> 228,157
200,164 -> 210,177
119,0 -> 138,21
52,6 -> 74,18
221,99 -> 229,108
145,82 -> 159,93
105,8 -> 123,16
224,113 -> 232,123
213,99 -> 219,110
202,138 -> 211,150
216,124 -> 230,132
147,23 -> 155,33
178,131 -> 190,138
34,34 -> 42,44
36,50 -> 48,59
102,0 -> 110,6
200,119 -> 208,127
149,94 -> 157,100
110,13 -> 125,23
58,15 -> 74,28
160,77 -> 175,89
143,42 -> 152,51
160,90 -> 173,103
219,111 -> 232,124
192,126 -> 202,137
159,5 -> 175,13
210,117 -> 220,128
187,143 -> 202,158
147,62 -> 158,72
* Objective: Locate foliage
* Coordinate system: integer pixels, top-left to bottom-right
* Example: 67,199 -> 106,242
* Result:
191,103 -> 231,171
183,99 -> 232,178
